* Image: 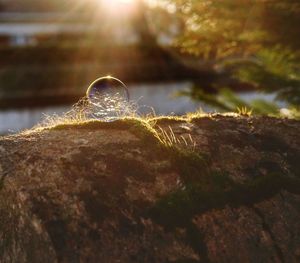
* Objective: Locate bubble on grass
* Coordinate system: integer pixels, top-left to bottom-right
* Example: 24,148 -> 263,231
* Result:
86,76 -> 132,120
87,76 -> 129,104
38,76 -> 153,128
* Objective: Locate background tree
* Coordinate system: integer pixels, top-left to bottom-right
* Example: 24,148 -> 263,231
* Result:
148,0 -> 300,117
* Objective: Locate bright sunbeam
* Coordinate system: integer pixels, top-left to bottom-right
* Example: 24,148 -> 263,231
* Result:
97,0 -> 136,16
100,0 -> 135,7
112,0 -> 133,3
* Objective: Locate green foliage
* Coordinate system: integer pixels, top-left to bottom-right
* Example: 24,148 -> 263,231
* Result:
183,87 -> 281,116
223,47 -> 300,105
179,89 -> 232,111
151,0 -> 300,116
159,0 -> 300,57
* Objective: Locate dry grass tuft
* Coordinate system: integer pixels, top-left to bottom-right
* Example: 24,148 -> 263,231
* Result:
237,106 -> 253,116
156,125 -> 196,150
22,95 -> 252,143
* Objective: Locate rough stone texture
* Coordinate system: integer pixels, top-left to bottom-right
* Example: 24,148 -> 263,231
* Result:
0,115 -> 299,263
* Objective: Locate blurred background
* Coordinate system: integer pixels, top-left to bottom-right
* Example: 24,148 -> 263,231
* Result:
0,0 -> 299,134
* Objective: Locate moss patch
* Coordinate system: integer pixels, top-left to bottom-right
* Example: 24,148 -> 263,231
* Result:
148,172 -> 300,229
169,149 -> 209,183
48,118 -> 146,132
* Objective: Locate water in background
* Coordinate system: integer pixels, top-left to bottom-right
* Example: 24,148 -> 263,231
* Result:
0,82 -> 280,135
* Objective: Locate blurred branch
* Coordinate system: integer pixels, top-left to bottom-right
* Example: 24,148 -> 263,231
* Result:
148,0 -> 300,116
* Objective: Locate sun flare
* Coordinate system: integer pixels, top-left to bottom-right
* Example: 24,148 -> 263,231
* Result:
115,0 -> 133,3
101,0 -> 134,6
97,0 -> 136,15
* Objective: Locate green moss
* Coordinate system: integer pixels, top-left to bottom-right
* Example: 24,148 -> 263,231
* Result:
169,149 -> 209,183
148,116 -> 187,127
148,171 -> 233,228
127,119 -> 161,147
149,172 -> 300,229
48,118 -> 142,131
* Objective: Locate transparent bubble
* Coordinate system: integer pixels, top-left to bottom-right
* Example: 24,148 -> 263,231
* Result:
86,76 -> 131,120
86,76 -> 129,104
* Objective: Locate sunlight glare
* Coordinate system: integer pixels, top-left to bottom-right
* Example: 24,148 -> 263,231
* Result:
97,0 -> 135,15
100,0 -> 134,7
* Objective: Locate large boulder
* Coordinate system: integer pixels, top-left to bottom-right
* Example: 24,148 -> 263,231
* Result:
0,115 -> 299,262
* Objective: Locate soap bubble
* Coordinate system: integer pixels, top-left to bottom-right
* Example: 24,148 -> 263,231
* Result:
86,76 -> 132,120
86,76 -> 129,104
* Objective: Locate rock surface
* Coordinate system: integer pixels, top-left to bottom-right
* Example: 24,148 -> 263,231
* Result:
0,115 -> 299,263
